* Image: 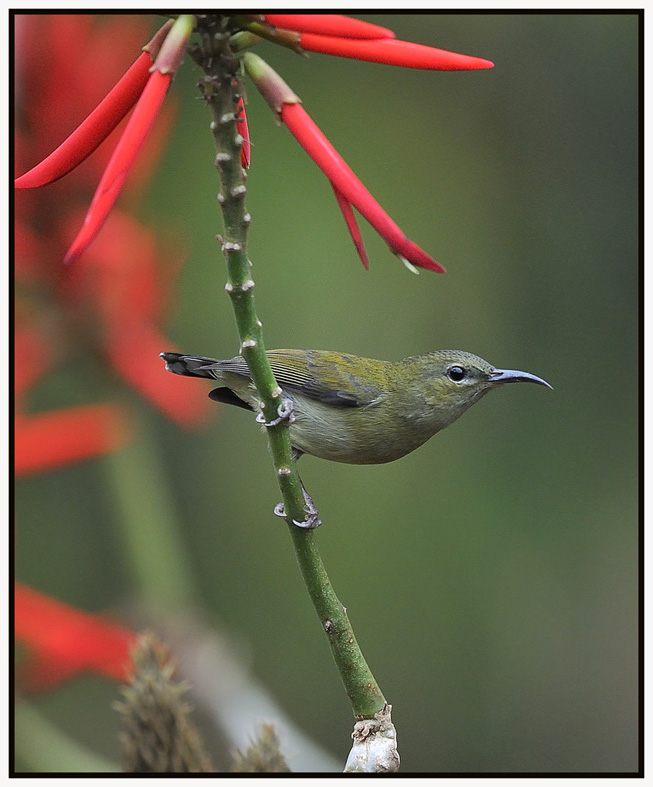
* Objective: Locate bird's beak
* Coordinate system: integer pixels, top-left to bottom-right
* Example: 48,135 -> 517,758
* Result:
489,368 -> 553,389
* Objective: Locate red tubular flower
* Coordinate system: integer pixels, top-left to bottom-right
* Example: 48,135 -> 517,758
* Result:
296,34 -> 493,70
63,15 -> 195,263
331,185 -> 369,269
14,326 -> 132,474
14,21 -> 172,190
64,69 -> 172,263
15,407 -> 130,476
15,50 -> 151,188
236,96 -> 251,169
15,15 -> 194,264
264,14 -> 395,40
244,52 -> 444,272
14,583 -> 136,692
283,101 -> 444,272
260,13 -> 492,69
60,210 -> 215,426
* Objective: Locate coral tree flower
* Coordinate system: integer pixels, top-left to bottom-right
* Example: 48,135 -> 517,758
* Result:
63,68 -> 172,263
15,407 -> 128,476
15,14 -> 213,428
64,15 -> 194,263
243,15 -> 493,271
262,13 -> 493,69
15,15 -> 195,264
263,14 -> 396,40
14,21 -> 173,189
14,326 -> 131,475
14,582 -> 136,692
244,52 -> 445,272
293,34 -> 493,70
236,96 -> 251,169
16,13 -> 492,273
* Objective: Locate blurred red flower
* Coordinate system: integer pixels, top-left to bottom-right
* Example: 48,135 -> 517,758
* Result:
14,14 -> 212,432
16,15 -> 194,264
15,326 -> 131,474
14,582 -> 136,692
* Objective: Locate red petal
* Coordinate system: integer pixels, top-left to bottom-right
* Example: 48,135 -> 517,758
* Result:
61,209 -> 163,324
15,51 -> 153,189
236,97 -> 251,169
64,71 -> 171,264
281,103 -> 444,272
14,583 -> 135,692
106,323 -> 215,427
265,14 -> 395,40
15,404 -> 130,475
14,327 -> 52,397
331,186 -> 369,269
298,34 -> 494,70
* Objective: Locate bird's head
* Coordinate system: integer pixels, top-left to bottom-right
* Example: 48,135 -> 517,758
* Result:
402,350 -> 552,428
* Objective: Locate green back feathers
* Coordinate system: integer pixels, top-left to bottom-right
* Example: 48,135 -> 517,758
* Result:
215,350 -> 392,408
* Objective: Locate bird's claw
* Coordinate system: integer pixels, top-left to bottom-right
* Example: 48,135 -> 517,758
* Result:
274,490 -> 322,529
256,396 -> 296,428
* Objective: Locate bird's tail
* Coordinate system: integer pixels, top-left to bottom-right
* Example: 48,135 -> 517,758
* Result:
160,352 -> 219,379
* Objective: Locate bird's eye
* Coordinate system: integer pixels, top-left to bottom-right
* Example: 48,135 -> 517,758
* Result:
447,365 -> 466,382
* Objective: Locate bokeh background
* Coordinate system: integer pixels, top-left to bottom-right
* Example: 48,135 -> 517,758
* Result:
14,13 -> 639,774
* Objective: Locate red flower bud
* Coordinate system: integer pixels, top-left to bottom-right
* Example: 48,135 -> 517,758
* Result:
15,52 -> 152,189
297,33 -> 494,70
244,52 -> 444,272
264,14 -> 395,40
14,21 -> 173,189
64,15 -> 195,262
281,102 -> 444,272
64,70 -> 171,263
236,97 -> 251,169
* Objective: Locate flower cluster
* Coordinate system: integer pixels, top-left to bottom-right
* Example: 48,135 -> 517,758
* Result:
16,13 -> 492,271
255,13 -> 492,70
14,14 -> 218,695
15,14 -> 212,465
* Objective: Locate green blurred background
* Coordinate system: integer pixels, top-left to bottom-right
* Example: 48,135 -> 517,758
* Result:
15,13 -> 639,773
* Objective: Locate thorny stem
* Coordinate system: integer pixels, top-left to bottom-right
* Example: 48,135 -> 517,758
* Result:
190,17 -> 386,719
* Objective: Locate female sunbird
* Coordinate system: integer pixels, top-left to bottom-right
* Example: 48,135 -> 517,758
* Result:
161,349 -> 551,527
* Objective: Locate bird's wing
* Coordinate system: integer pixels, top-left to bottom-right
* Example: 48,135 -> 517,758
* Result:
270,350 -> 384,407
213,350 -> 383,408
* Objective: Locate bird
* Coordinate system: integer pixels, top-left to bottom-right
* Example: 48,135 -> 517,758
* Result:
160,348 -> 551,527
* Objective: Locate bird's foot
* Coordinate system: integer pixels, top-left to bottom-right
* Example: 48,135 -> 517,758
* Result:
256,396 -> 296,428
274,488 -> 322,530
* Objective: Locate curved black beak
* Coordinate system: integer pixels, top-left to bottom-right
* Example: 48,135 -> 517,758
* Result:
489,368 -> 553,389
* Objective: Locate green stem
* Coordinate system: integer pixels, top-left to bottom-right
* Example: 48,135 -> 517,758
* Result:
289,530 -> 386,716
190,19 -> 386,718
106,425 -> 197,610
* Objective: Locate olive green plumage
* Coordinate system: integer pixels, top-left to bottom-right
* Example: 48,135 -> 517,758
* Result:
160,349 -> 551,465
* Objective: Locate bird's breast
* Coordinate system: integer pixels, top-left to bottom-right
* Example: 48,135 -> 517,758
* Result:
287,394 -> 433,464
